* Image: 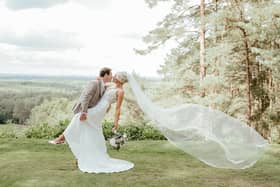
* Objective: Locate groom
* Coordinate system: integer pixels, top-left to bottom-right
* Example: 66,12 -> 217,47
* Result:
73,67 -> 113,120
49,67 -> 113,144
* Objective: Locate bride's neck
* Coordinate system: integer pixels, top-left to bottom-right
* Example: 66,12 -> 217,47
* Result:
116,83 -> 123,89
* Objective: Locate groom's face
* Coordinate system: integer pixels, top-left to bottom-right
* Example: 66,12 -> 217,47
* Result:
104,71 -> 113,82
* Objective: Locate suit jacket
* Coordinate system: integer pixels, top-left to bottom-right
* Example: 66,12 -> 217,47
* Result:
72,79 -> 105,114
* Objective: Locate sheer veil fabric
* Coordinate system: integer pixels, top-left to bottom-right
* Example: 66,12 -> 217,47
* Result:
127,74 -> 268,169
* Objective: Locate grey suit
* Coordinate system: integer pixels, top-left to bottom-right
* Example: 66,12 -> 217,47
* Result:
72,79 -> 105,114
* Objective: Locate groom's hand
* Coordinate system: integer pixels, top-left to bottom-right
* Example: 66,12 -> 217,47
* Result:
80,113 -> 87,121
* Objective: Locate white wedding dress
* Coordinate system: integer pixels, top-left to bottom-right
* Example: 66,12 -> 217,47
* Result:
63,86 -> 134,173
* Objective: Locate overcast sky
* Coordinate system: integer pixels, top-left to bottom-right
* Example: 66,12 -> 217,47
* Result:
0,0 -> 171,77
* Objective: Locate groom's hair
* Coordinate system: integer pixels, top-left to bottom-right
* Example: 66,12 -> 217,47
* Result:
99,67 -> 112,77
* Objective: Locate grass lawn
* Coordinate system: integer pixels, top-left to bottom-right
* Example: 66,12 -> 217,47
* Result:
0,138 -> 279,187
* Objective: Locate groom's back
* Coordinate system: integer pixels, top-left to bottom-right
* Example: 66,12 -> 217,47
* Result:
72,79 -> 102,114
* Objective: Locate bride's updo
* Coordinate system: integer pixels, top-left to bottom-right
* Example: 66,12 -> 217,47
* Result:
115,72 -> 128,84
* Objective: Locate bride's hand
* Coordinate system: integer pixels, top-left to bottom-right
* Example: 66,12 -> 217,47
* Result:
112,126 -> 117,134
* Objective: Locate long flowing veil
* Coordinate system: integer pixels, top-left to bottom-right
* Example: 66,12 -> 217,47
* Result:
127,73 -> 268,169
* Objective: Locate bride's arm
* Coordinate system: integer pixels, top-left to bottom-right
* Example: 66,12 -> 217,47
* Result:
113,90 -> 124,131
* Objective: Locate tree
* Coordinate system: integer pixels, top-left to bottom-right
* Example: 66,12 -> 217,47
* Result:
138,0 -> 280,140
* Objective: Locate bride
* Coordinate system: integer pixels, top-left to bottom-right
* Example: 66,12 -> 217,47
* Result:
62,71 -> 134,173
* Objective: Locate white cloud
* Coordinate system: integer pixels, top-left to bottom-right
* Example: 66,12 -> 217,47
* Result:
4,0 -> 68,10
0,0 -> 171,77
0,30 -> 82,50
4,0 -> 112,10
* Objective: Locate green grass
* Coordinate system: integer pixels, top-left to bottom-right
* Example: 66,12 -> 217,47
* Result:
0,139 -> 279,187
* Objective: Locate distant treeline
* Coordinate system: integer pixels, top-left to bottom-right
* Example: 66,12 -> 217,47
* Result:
0,79 -> 82,124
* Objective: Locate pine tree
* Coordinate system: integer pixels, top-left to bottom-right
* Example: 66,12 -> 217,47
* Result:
137,0 -> 280,140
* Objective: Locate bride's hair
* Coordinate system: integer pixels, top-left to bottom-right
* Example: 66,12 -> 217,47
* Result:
115,72 -> 128,84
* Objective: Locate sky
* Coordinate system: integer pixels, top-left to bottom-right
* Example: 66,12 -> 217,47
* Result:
0,0 -> 171,77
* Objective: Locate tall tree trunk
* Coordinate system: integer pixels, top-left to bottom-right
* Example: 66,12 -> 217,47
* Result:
239,27 -> 252,126
234,0 -> 252,126
269,69 -> 273,111
214,0 -> 219,77
245,41 -> 252,126
200,0 -> 206,97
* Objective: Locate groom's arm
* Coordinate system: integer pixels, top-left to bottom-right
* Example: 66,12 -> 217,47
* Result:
80,80 -> 98,113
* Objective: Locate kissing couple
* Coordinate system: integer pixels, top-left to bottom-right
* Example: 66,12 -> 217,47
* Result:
49,67 -> 268,173
49,67 -> 134,173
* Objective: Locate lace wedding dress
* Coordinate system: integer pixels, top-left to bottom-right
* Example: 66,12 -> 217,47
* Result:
63,86 -> 134,173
